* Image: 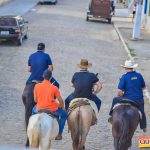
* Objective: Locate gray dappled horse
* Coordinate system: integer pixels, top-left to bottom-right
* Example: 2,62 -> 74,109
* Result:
22,83 -> 36,146
67,98 -> 97,150
112,105 -> 140,150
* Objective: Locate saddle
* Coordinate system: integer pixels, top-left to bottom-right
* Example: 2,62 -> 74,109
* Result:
67,98 -> 97,126
113,99 -> 142,119
67,98 -> 90,117
38,109 -> 60,125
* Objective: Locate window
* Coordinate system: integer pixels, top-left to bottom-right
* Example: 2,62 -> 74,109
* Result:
0,18 -> 17,26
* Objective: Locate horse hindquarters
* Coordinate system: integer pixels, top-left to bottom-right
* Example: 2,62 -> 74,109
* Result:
68,106 -> 93,150
78,106 -> 93,150
68,108 -> 80,150
27,114 -> 40,148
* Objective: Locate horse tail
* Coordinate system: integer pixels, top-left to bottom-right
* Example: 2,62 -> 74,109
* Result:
28,115 -> 41,147
119,113 -> 130,150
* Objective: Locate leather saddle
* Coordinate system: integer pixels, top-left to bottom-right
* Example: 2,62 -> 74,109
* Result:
67,99 -> 90,117
113,99 -> 142,119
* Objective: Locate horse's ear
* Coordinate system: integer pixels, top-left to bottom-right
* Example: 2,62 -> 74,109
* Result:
96,73 -> 99,77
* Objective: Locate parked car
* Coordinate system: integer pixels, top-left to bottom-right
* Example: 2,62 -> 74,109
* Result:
0,15 -> 28,46
38,0 -> 57,5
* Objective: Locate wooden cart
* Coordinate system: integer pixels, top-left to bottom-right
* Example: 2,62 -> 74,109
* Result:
86,0 -> 112,24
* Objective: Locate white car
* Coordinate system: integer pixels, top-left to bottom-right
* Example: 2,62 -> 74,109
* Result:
38,0 -> 57,5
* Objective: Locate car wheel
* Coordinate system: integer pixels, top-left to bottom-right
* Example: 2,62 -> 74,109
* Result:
16,37 -> 23,46
86,16 -> 89,21
24,34 -> 28,39
108,18 -> 111,24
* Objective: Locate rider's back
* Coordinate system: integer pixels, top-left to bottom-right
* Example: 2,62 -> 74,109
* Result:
27,51 -> 52,83
72,71 -> 98,99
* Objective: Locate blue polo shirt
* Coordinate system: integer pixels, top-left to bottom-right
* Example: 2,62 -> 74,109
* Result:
26,51 -> 52,84
72,71 -> 99,99
118,71 -> 146,101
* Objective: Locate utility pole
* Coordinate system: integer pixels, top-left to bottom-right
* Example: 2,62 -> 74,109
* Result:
132,0 -> 143,39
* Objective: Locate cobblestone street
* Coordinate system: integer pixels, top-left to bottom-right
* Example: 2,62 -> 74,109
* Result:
0,0 -> 149,149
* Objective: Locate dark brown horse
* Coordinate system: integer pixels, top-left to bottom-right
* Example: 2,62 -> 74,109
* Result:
112,104 -> 140,150
22,83 -> 36,146
67,98 -> 97,150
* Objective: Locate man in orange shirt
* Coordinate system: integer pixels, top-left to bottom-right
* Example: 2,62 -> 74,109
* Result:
34,69 -> 67,140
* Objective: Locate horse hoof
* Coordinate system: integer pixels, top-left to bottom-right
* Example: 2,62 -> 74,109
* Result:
25,140 -> 29,147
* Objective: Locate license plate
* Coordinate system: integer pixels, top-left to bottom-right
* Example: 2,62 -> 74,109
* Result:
1,31 -> 9,35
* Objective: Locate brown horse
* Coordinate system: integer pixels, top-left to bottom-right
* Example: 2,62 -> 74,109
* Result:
67,98 -> 97,150
112,104 -> 140,150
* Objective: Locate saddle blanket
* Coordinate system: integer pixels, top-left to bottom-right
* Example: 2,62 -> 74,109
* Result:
113,103 -> 142,119
69,98 -> 98,118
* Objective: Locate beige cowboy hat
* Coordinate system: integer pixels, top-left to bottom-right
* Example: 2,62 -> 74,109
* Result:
120,60 -> 138,68
77,59 -> 92,69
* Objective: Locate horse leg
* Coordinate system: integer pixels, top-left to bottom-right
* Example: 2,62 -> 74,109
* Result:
68,111 -> 79,150
114,138 -> 119,150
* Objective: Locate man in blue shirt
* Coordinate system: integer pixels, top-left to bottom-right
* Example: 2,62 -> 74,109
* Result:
108,60 -> 147,132
65,59 -> 102,112
26,43 -> 59,88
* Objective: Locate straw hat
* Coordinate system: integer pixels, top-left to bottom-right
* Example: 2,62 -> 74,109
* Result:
120,60 -> 138,68
77,59 -> 92,69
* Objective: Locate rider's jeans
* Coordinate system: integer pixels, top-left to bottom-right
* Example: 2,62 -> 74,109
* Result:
109,96 -> 147,129
65,93 -> 101,111
32,106 -> 67,134
53,108 -> 67,134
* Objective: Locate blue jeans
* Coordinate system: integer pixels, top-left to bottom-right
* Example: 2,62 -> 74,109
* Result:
65,93 -> 101,111
53,109 -> 67,134
32,106 -> 67,134
109,97 -> 147,129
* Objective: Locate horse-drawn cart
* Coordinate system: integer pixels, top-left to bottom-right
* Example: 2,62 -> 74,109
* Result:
86,0 -> 112,24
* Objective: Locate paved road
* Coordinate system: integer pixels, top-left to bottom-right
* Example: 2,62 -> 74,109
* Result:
0,0 -> 149,149
0,0 -> 39,15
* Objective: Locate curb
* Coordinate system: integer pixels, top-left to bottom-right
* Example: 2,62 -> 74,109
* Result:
113,22 -> 150,106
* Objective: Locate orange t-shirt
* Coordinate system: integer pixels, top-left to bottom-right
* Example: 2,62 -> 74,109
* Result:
34,80 -> 60,112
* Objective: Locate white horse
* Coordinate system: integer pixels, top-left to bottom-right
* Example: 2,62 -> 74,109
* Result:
27,113 -> 59,150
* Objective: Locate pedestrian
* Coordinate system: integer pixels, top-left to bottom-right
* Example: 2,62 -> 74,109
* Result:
108,60 -> 147,132
34,69 -> 67,140
65,59 -> 102,112
111,0 -> 117,15
26,42 -> 59,88
132,0 -> 137,22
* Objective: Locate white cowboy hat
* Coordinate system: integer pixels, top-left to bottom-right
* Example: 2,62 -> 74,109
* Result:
77,59 -> 92,69
120,60 -> 138,68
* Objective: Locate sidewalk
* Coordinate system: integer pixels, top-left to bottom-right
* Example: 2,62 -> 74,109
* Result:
113,8 -> 150,136
0,0 -> 39,16
113,9 -> 150,89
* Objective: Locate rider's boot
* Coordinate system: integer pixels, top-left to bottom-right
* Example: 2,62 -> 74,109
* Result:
108,116 -> 112,124
55,134 -> 62,140
143,128 -> 147,132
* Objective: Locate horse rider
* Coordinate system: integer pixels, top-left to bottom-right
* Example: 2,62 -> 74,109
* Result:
108,60 -> 147,132
65,59 -> 102,112
26,42 -> 59,88
34,69 -> 67,140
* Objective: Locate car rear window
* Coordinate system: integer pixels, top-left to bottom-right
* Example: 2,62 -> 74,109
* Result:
0,18 -> 17,26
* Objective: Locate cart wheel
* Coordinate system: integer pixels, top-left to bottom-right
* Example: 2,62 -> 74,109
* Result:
86,16 -> 89,21
108,18 -> 111,24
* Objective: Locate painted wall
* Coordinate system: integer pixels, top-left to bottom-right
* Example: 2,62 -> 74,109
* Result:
0,0 -> 10,6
